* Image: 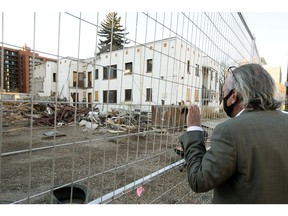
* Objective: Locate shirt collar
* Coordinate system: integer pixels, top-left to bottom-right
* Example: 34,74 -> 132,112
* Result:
235,109 -> 245,117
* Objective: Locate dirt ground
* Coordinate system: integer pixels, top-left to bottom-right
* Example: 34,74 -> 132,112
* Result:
0,120 -> 213,204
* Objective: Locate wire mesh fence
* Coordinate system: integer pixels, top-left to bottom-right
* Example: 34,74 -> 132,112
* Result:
0,12 -> 259,204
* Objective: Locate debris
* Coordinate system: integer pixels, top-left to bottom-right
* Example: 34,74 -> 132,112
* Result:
2,101 -> 156,134
79,120 -> 99,131
57,122 -> 64,126
151,127 -> 167,134
108,129 -> 126,134
42,131 -> 66,139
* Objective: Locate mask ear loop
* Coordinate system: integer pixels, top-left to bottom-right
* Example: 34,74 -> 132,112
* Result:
224,89 -> 235,100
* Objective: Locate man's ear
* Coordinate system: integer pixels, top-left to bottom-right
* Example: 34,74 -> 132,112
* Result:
231,90 -> 238,103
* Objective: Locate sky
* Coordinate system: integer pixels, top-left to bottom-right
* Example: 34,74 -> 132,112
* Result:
243,12 -> 288,83
2,0 -> 288,85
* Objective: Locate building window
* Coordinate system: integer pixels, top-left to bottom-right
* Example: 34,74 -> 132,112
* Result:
147,59 -> 152,73
125,62 -> 133,74
195,64 -> 200,77
210,70 -> 213,81
95,69 -> 99,80
83,91 -> 86,100
73,72 -> 84,88
125,89 -> 132,101
146,88 -> 152,102
103,90 -> 117,103
95,91 -> 99,101
186,88 -> 191,102
103,65 -> 117,79
53,73 -> 56,82
88,71 -> 92,88
78,73 -> 84,88
215,72 -> 218,89
187,60 -> 190,74
73,72 -> 77,87
195,89 -> 199,102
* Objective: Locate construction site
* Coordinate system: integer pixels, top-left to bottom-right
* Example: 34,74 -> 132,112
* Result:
1,12 -> 283,204
1,99 -> 222,203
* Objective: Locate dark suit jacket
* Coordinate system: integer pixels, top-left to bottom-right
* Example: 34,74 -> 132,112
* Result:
179,110 -> 288,204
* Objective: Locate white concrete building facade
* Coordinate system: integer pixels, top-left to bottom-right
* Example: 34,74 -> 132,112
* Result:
34,37 -> 221,112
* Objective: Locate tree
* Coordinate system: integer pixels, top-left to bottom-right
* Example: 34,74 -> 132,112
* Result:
98,12 -> 129,54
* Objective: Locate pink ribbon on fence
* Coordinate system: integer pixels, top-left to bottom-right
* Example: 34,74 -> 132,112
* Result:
136,186 -> 145,197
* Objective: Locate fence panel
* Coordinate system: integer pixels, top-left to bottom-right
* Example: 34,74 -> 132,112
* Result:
0,12 -> 259,204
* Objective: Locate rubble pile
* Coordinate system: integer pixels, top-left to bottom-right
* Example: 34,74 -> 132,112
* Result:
2,102 -> 32,127
1,102 -> 91,127
1,102 -> 157,134
32,103 -> 92,126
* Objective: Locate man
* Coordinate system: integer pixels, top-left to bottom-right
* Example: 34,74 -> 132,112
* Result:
179,63 -> 288,204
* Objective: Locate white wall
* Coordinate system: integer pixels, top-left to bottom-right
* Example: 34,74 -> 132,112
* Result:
34,37 -> 221,112
34,61 -> 57,98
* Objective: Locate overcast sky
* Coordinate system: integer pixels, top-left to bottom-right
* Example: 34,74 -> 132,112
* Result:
244,12 -> 288,82
2,1 -> 288,84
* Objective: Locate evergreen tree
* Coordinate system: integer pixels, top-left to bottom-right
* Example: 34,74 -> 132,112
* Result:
98,12 -> 129,53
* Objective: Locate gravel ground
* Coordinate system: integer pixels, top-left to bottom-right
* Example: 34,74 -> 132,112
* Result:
1,123 -> 213,204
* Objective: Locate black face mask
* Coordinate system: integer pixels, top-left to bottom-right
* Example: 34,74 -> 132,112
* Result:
223,89 -> 236,118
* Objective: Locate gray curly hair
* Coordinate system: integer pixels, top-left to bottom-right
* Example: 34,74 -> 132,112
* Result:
227,63 -> 283,110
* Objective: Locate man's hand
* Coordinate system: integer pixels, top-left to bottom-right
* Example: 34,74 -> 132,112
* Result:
186,104 -> 201,127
